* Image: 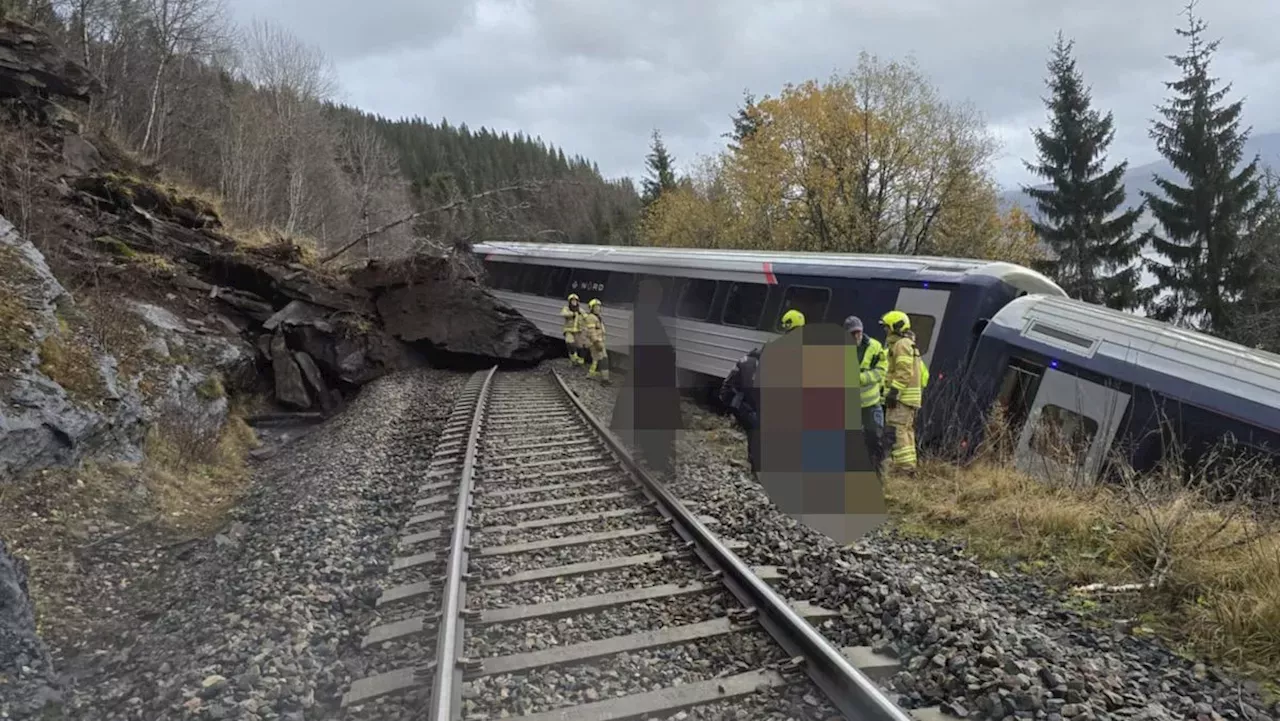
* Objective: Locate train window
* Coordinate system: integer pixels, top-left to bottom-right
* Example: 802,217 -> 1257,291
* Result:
1030,404 -> 1098,466
639,275 -> 678,315
604,272 -> 638,305
721,282 -> 769,328
776,285 -> 831,330
996,357 -> 1044,439
484,262 -> 521,291
907,314 -> 937,354
518,265 -> 545,294
676,279 -> 719,321
543,267 -> 572,297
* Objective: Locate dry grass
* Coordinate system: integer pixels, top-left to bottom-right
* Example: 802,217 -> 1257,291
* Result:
0,244 -> 40,372
36,320 -> 105,405
0,401 -> 260,645
889,407 -> 1280,689
140,402 -> 258,533
225,225 -> 321,267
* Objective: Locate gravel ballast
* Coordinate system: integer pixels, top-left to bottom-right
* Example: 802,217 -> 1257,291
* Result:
552,358 -> 1279,721
44,368 -> 470,720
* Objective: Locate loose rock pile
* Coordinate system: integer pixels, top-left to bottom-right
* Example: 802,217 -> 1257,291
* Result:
44,368 -> 468,720
552,359 -> 1278,721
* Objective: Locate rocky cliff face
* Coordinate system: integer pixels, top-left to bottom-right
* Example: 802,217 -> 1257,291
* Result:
0,18 -> 552,717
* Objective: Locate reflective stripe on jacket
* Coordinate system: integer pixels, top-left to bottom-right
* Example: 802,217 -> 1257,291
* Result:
885,333 -> 924,408
561,305 -> 583,333
582,312 -> 606,344
856,336 -> 888,408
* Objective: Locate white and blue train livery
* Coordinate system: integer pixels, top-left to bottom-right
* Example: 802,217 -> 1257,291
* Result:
964,294 -> 1280,482
473,241 -> 1068,451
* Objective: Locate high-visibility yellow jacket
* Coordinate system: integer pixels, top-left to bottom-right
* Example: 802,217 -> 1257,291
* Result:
561,305 -> 584,334
847,336 -> 888,408
884,332 -> 925,408
582,311 -> 606,345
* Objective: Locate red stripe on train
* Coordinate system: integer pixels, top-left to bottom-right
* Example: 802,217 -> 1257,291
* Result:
762,262 -> 777,285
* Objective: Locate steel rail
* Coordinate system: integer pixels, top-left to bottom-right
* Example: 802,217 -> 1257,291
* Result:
427,365 -> 498,721
549,369 -> 916,721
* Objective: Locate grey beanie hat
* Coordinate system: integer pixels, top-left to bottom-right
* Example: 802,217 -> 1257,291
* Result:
843,315 -> 864,332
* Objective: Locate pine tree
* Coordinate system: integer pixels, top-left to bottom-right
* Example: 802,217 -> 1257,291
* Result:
724,90 -> 762,151
1022,33 -> 1147,310
641,129 -> 677,207
1142,2 -> 1265,334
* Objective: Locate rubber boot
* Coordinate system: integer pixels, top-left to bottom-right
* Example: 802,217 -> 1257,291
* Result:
600,369 -> 611,385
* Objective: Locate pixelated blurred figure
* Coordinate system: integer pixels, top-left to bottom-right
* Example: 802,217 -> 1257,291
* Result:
756,319 -> 887,545
610,280 -> 680,476
560,293 -> 586,365
583,298 -> 609,383
879,310 -> 927,474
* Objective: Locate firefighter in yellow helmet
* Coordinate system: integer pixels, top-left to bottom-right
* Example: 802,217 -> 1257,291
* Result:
582,298 -> 610,382
560,293 -> 587,365
779,309 -> 806,332
879,310 -> 925,473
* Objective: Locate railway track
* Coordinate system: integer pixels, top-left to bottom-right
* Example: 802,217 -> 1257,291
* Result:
340,367 -> 934,721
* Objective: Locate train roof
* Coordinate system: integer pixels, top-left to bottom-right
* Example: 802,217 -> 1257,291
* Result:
986,294 -> 1280,430
473,241 -> 1067,297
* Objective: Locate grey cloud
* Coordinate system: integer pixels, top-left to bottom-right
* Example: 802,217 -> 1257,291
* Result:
224,0 -> 472,60
227,0 -> 1280,189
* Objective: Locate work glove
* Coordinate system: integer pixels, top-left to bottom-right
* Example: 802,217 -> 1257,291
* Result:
884,387 -> 900,410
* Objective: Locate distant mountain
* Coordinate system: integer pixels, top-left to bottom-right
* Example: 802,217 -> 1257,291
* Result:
999,131 -> 1280,217
998,132 -> 1280,299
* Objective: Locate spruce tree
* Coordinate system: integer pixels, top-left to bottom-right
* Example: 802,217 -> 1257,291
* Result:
1142,2 -> 1265,334
723,90 -> 762,151
641,129 -> 677,207
1022,33 -> 1147,310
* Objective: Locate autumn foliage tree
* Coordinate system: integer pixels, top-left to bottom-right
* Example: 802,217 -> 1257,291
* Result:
640,53 -> 1042,264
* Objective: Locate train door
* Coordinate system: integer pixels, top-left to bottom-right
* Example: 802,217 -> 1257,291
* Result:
892,287 -> 950,369
1014,368 -> 1130,483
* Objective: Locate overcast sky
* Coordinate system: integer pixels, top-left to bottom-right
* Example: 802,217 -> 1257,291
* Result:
226,0 -> 1280,191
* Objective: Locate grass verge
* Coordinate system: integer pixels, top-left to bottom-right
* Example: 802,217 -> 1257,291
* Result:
887,448 -> 1280,693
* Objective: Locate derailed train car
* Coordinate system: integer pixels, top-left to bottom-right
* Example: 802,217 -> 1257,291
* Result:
962,295 -> 1280,481
472,241 -> 1066,450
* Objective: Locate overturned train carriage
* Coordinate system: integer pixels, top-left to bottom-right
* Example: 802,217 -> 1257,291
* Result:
472,241 -> 1067,450
963,295 -> 1280,482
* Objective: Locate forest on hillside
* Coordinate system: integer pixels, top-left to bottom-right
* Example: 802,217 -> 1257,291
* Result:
0,0 -> 639,269
322,106 -> 641,248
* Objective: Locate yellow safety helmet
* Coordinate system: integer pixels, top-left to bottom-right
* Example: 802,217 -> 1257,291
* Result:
780,309 -> 806,331
588,298 -> 601,309
880,310 -> 910,334
567,293 -> 580,302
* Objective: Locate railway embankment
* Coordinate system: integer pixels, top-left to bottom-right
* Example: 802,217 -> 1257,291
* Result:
554,359 -> 1280,721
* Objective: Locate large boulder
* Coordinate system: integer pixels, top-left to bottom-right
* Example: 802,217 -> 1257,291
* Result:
351,254 -> 551,363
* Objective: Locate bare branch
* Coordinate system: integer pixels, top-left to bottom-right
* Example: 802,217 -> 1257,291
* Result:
319,183 -> 535,265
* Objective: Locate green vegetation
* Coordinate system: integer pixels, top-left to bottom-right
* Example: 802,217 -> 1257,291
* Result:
195,374 -> 225,401
1022,34 -> 1148,311
325,105 -> 643,247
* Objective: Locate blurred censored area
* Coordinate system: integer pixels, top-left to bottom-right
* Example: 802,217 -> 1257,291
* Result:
758,322 -> 887,545
609,278 -> 682,477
